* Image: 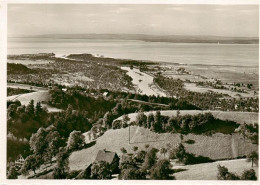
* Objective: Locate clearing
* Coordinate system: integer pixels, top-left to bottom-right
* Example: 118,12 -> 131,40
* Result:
7,90 -> 61,112
69,126 -> 257,171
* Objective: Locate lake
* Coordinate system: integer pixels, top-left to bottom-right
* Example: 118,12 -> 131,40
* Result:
8,37 -> 259,67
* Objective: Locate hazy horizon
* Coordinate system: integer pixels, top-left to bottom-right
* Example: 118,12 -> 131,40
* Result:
8,4 -> 259,37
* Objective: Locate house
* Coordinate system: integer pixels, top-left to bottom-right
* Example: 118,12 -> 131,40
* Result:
15,154 -> 25,168
94,149 -> 120,173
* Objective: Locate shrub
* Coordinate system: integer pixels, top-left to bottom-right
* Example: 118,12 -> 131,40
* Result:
91,161 -> 112,179
150,159 -> 173,180
241,169 -> 257,180
217,165 -> 240,180
112,120 -> 122,129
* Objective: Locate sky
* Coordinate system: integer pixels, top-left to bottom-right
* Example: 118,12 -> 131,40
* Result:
8,4 -> 259,37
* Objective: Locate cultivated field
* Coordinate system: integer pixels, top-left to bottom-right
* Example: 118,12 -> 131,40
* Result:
116,110 -> 259,125
173,159 -> 258,180
69,126 -> 257,171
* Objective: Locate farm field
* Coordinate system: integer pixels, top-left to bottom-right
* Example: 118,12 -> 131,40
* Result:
116,110 -> 259,125
173,158 -> 258,180
69,126 -> 257,171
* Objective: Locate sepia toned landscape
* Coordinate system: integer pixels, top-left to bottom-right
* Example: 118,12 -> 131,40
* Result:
6,3 -> 259,181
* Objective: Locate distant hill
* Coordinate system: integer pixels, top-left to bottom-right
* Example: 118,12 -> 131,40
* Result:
12,34 -> 259,44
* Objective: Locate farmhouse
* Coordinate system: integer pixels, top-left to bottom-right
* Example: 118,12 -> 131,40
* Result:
15,154 -> 25,168
94,149 -> 120,173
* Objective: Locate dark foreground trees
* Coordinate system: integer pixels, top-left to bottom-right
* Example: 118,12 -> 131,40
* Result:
217,165 -> 257,180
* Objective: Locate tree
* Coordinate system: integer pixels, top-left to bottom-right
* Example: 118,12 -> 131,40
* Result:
122,114 -> 130,128
147,113 -> 154,128
145,144 -> 150,151
112,103 -> 122,116
46,130 -> 63,162
29,127 -> 48,157
35,102 -> 43,116
160,147 -> 168,159
120,147 -> 127,159
67,131 -> 85,151
150,159 -> 173,180
135,150 -> 147,163
217,165 -> 240,180
235,124 -> 248,141
176,110 -> 180,117
175,144 -> 187,163
21,154 -> 41,175
247,151 -> 258,167
53,150 -> 70,179
103,111 -> 114,128
132,146 -> 138,154
153,111 -> 162,132
25,100 -> 34,115
136,111 -> 147,127
142,148 -> 158,170
241,169 -> 257,180
91,161 -> 112,179
7,166 -> 19,179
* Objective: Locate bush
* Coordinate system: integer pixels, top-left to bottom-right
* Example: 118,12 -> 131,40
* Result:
112,120 -> 122,129
241,169 -> 257,180
7,166 -> 19,179
150,159 -> 173,180
217,165 -> 240,180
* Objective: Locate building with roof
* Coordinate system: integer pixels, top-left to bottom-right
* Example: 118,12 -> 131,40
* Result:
94,149 -> 120,173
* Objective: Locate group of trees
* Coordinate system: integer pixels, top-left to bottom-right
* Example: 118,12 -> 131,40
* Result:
20,127 -> 65,176
119,146 -> 173,180
134,111 -> 238,135
7,100 -> 49,140
9,125 -> 86,179
217,165 -> 257,180
7,87 -> 34,96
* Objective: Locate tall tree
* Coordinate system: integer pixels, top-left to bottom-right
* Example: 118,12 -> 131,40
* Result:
142,148 -> 158,171
21,154 -> 41,175
247,151 -> 258,167
67,131 -> 85,151
26,100 -> 35,115
147,113 -> 154,129
150,159 -> 173,180
53,150 -> 70,179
